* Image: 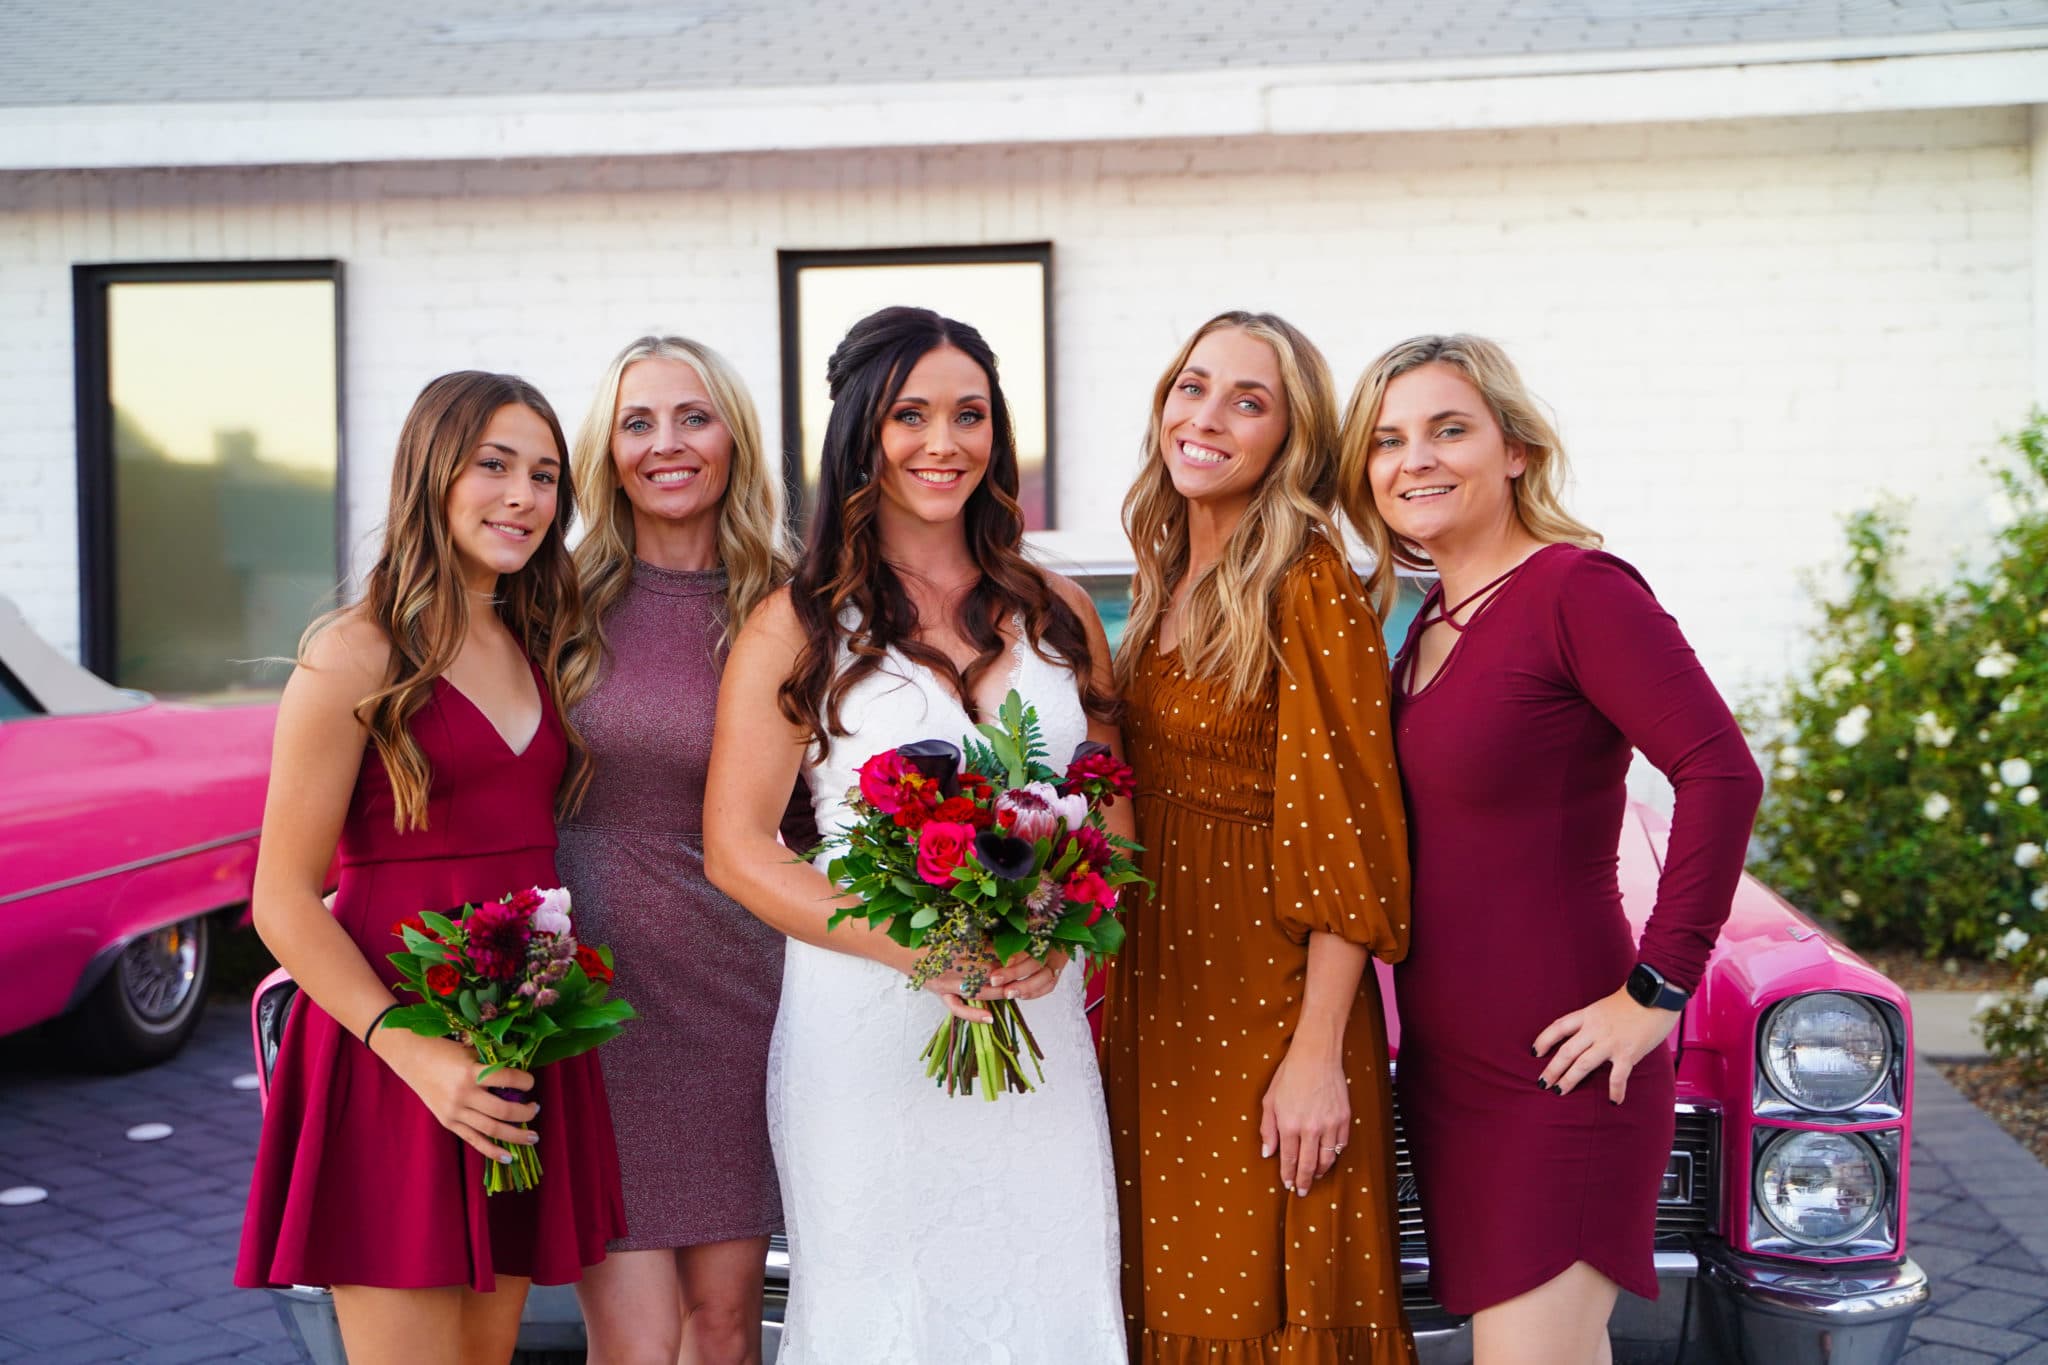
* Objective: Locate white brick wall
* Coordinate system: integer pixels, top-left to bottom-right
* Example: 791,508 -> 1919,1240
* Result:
0,106 -> 2034,710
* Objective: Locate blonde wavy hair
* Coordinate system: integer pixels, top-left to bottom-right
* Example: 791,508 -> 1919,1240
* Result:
1338,334 -> 1601,580
301,371 -> 593,831
1115,311 -> 1344,705
567,335 -> 793,698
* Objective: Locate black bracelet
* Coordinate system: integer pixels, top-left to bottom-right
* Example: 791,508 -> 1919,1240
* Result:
363,1003 -> 401,1050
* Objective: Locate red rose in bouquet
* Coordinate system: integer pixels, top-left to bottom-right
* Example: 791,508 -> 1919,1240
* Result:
575,943 -> 614,985
915,822 -> 976,886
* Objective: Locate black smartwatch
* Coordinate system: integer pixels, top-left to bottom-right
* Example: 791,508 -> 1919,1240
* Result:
1626,962 -> 1689,1011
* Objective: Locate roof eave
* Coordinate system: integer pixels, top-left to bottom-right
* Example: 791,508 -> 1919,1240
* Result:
3,32 -> 2046,173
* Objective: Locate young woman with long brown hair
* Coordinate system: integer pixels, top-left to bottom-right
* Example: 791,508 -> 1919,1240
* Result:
1100,311 -> 1415,1365
703,305 -> 1127,1363
1338,335 -> 1760,1365
557,336 -> 811,1365
236,371 -> 625,1365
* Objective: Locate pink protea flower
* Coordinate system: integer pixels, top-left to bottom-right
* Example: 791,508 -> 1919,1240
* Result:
465,898 -> 534,981
998,782 -> 1087,843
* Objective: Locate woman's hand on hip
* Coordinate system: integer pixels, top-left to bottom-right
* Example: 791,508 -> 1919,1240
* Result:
1534,985 -> 1682,1103
1260,1040 -> 1350,1197
374,1030 -> 539,1164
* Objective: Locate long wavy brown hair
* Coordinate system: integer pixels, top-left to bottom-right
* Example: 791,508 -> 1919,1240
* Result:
779,306 -> 1116,754
1337,334 -> 1601,580
301,371 -> 593,830
567,335 -> 794,695
1115,311 -> 1346,702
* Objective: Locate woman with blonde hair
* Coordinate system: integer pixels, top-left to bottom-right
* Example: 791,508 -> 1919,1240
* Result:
1337,334 -> 1760,1365
236,370 -> 624,1364
1101,311 -> 1415,1364
557,336 -> 812,1365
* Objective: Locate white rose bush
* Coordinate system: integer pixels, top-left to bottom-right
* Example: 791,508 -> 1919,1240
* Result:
1746,415 -> 2048,1075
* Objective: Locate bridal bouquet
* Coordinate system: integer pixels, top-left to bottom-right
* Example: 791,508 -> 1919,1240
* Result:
815,690 -> 1146,1100
380,887 -> 636,1193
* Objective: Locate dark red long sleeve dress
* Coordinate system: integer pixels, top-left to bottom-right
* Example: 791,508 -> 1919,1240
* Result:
1389,545 -> 1761,1314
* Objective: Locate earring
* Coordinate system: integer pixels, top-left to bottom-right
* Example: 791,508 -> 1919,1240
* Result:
855,467 -> 870,487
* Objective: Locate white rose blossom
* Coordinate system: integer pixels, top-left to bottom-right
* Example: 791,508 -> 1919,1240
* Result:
2033,885 -> 2048,912
1840,889 -> 1862,908
1832,705 -> 1872,747
1819,665 -> 1856,697
1922,793 -> 1952,821
1913,711 -> 1957,749
1826,789 -> 1845,804
2000,758 -> 2033,787
1999,927 -> 2030,955
1891,623 -> 1915,655
2034,978 -> 2048,1002
2024,786 -> 2042,807
2017,842 -> 2044,870
1975,644 -> 2018,679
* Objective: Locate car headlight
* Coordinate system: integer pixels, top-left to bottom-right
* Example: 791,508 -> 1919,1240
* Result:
1761,992 -> 1891,1112
1753,1129 -> 1884,1246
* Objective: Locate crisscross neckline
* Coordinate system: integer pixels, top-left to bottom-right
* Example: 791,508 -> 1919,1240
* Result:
1398,545 -> 1561,700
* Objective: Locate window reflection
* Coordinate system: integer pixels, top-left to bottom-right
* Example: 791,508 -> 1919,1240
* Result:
104,278 -> 338,695
785,253 -> 1052,529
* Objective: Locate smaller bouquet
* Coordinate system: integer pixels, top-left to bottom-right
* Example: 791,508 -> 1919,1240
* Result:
381,887 -> 636,1194
816,690 -> 1147,1100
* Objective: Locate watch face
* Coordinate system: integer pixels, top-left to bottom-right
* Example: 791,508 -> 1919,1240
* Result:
1628,964 -> 1682,1009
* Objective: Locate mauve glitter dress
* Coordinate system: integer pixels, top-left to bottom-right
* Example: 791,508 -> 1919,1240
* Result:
557,561 -> 816,1251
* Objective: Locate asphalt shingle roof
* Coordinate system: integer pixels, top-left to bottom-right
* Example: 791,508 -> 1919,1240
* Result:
2,0 -> 2045,108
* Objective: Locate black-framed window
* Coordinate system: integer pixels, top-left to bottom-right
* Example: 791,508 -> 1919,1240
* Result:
778,244 -> 1055,529
73,261 -> 345,695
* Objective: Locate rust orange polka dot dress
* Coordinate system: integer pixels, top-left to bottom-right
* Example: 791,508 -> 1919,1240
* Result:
1101,538 -> 1416,1365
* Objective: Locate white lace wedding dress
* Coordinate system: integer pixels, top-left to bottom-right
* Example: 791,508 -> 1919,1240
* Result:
766,632 -> 1125,1365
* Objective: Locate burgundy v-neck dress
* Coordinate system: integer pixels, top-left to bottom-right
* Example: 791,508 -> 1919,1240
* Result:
1389,545 -> 1760,1314
237,664 -> 626,1292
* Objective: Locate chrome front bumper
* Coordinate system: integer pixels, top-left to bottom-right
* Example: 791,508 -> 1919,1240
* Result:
1406,1247 -> 1927,1365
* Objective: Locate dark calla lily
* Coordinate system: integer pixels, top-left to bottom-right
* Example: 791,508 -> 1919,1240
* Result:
897,739 -> 963,798
1070,740 -> 1112,766
973,831 -> 1038,881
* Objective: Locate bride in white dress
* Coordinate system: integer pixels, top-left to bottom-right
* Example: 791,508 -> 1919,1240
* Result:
705,306 -> 1126,1365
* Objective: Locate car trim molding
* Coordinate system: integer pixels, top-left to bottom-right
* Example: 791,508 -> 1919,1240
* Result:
0,828 -> 261,906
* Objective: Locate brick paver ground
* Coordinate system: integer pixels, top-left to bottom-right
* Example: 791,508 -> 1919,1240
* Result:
2,1005 -> 2044,1362
0,1004 -> 295,1364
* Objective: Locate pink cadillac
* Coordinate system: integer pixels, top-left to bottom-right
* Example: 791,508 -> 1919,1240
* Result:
0,596 -> 274,1068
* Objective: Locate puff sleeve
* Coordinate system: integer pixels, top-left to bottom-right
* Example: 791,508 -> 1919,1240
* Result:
1271,540 -> 1412,958
1554,551 -> 1763,991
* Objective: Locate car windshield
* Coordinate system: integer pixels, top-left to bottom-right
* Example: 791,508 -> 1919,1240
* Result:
0,664 -> 39,721
1079,567 -> 1435,652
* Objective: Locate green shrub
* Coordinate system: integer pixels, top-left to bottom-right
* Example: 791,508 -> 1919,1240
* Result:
1979,935 -> 2048,1082
1745,414 -> 2047,971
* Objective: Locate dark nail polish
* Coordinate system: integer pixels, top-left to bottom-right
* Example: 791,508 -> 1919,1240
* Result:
1530,1046 -> 1539,1057
1537,1077 -> 1549,1089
